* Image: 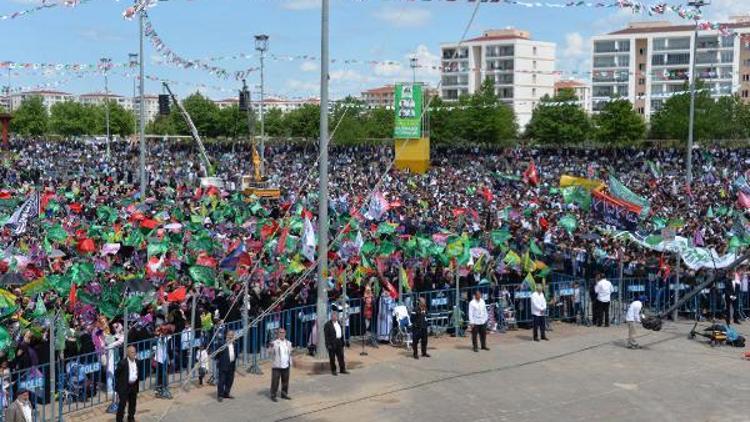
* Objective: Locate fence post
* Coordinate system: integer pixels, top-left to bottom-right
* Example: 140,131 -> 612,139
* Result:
617,254 -> 624,326
674,253 -> 681,322
453,265 -> 462,337
248,322 -> 262,375
187,291 -> 197,385
49,312 -> 56,422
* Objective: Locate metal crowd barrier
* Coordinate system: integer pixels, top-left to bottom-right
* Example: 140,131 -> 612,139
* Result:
3,272 -> 748,421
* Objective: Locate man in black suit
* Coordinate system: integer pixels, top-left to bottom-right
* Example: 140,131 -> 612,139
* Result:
323,311 -> 348,376
411,297 -> 430,359
215,330 -> 237,402
114,346 -> 139,422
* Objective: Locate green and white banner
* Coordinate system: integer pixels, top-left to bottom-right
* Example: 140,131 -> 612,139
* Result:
393,83 -> 423,139
613,231 -> 737,270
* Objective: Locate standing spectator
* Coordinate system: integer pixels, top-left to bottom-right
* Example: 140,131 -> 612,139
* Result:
215,330 -> 237,402
595,274 -> 613,327
468,291 -> 489,352
5,389 -> 33,422
724,274 -> 741,325
196,344 -> 209,387
531,284 -> 549,342
625,297 -> 645,349
153,327 -> 172,399
114,346 -> 139,422
411,297 -> 430,359
269,328 -> 293,402
324,312 -> 348,376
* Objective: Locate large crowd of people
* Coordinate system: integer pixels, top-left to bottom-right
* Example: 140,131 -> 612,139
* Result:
0,138 -> 749,412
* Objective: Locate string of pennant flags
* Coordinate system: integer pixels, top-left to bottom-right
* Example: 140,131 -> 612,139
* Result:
0,0 -> 92,22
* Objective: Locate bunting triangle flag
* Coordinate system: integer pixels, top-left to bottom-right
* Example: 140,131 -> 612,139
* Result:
302,217 -> 316,262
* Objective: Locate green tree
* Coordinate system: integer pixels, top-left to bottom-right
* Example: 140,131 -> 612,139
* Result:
95,101 -> 137,137
215,105 -> 251,139
649,82 -> 714,141
593,99 -> 646,145
170,92 -> 220,137
524,92 -> 591,145
10,96 -> 48,136
363,107 -> 394,139
709,95 -> 750,140
49,101 -> 97,137
146,115 -> 176,135
284,104 -> 320,139
263,108 -> 287,137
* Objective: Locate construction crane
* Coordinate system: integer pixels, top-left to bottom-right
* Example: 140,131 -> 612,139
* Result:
641,249 -> 750,331
162,82 -> 222,187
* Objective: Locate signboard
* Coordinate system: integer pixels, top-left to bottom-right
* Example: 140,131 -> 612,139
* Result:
393,83 -> 423,139
591,190 -> 641,231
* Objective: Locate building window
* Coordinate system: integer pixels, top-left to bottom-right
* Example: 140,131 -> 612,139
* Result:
638,107 -> 644,114
639,48 -> 645,56
744,74 -> 750,82
639,63 -> 645,71
743,90 -> 749,98
533,46 -> 537,56
532,88 -> 537,97
533,60 -> 537,70
639,78 -> 646,85
532,74 -> 537,84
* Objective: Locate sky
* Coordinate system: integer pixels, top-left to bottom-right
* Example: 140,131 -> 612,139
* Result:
1,0 -> 749,101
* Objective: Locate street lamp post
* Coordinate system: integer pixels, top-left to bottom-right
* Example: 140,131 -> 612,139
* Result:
686,0 -> 711,186
129,53 -> 139,137
254,34 -> 269,178
410,56 -> 418,85
315,0 -> 330,360
100,57 -> 112,158
139,8 -> 147,199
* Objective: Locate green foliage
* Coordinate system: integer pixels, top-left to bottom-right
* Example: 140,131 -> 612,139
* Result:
593,99 -> 646,145
524,93 -> 591,145
285,104 -> 320,139
146,115 -> 175,135
263,108 -> 287,137
430,78 -> 517,145
10,96 -> 48,136
49,101 -> 98,137
96,101 -> 136,137
215,105 -> 251,139
649,82 -> 714,141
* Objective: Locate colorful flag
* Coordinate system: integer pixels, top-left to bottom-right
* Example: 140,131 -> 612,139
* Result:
302,216 -> 316,262
189,265 -> 215,286
523,161 -> 539,186
167,286 -> 187,302
739,191 -> 750,209
276,227 -> 290,255
364,191 -> 389,221
4,191 -> 39,236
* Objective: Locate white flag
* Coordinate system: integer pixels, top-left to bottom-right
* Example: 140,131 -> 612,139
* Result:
5,192 -> 39,236
302,217 -> 316,262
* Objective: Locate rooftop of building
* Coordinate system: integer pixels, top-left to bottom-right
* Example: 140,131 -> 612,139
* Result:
13,90 -> 72,96
607,17 -> 750,35
555,80 -> 588,89
362,85 -> 395,95
79,92 -> 125,98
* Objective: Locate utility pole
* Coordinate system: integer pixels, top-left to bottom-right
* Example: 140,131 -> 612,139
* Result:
410,56 -> 418,85
315,0 -> 330,360
686,0 -> 711,186
254,34 -> 269,178
129,53 -> 139,138
100,57 -> 112,159
139,8 -> 147,199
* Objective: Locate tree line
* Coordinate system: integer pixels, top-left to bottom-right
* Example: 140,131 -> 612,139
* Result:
7,79 -> 750,145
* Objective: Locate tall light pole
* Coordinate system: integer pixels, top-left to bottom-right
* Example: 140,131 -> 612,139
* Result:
139,8 -> 147,199
129,53 -> 139,137
410,56 -> 418,85
315,0 -> 330,360
254,34 -> 269,178
100,57 -> 112,158
686,0 -> 710,186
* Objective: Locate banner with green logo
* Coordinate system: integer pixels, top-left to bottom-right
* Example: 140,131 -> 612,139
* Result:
393,83 -> 423,139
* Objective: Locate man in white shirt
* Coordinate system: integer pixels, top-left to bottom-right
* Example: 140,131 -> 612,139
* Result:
594,275 -> 613,327
216,330 -> 237,402
530,284 -> 549,341
324,312 -> 348,376
625,297 -> 645,349
114,346 -> 139,422
269,328 -> 293,402
5,389 -> 32,422
468,291 -> 490,352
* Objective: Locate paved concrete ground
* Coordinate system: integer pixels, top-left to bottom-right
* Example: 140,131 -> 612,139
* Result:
76,321 -> 750,422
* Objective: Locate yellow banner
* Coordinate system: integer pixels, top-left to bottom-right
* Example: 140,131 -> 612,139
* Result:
559,175 -> 604,191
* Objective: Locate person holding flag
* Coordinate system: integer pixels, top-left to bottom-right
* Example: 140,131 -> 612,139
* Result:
410,297 -> 430,359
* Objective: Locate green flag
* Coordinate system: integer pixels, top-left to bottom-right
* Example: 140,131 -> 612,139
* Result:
147,241 -> 169,257
69,262 -> 94,286
503,250 -> 521,267
189,265 -> 215,286
529,239 -> 543,256
96,206 -> 118,224
522,273 -> 536,291
490,229 -> 511,246
376,222 -> 397,236
559,214 -> 578,234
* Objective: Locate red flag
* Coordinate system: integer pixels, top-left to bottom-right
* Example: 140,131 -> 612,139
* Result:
658,254 -> 671,280
481,186 -> 493,203
40,192 -> 55,213
167,286 -> 187,303
388,200 -> 402,209
523,161 -> 539,186
69,283 -> 77,309
0,190 -> 12,200
739,191 -> 750,209
77,238 -> 96,254
196,253 -> 218,268
69,203 -> 82,214
140,218 -> 159,230
260,221 -> 279,241
452,208 -> 466,218
276,227 -> 289,255
538,217 -> 549,231
301,208 -> 313,220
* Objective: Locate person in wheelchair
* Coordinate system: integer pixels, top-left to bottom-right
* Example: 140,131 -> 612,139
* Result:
390,303 -> 412,347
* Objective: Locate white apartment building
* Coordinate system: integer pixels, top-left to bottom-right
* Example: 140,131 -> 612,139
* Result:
440,28 -> 556,128
133,95 -> 160,122
79,92 -> 133,110
214,97 -> 319,114
591,18 -> 750,118
554,79 -> 592,113
10,90 -> 74,112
